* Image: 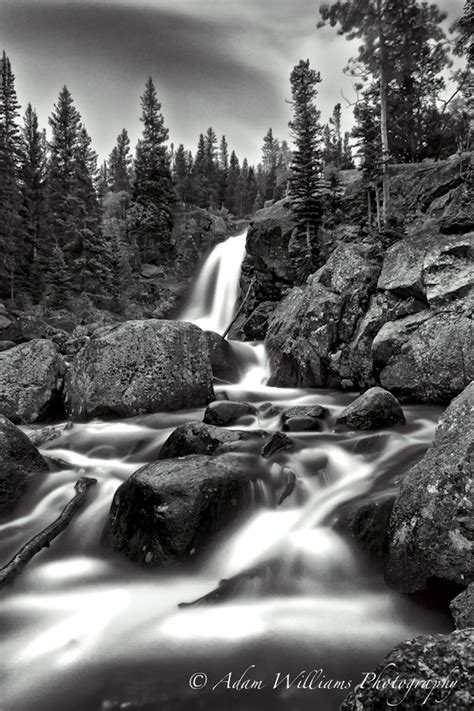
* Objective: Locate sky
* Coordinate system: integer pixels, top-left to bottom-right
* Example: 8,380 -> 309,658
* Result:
0,0 -> 465,166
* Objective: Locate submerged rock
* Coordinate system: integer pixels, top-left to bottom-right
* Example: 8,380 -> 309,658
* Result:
0,338 -> 65,423
340,629 -> 474,710
450,585 -> 474,630
102,453 -> 260,566
385,383 -> 473,593
0,415 -> 48,514
281,405 -> 327,432
159,422 -> 267,459
336,387 -> 405,430
64,320 -> 214,420
203,400 -> 256,426
261,431 -> 296,458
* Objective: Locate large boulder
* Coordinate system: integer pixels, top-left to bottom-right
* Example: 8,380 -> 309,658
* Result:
336,387 -> 405,430
0,415 -> 49,514
372,310 -> 473,403
158,422 -> 268,459
385,383 -> 473,593
266,243 -> 381,387
0,339 -> 65,423
450,585 -> 474,630
336,494 -> 396,563
63,320 -> 214,420
340,629 -> 474,710
102,454 -> 261,566
378,231 -> 473,307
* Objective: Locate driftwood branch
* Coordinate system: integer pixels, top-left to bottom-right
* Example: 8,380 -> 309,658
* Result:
0,477 -> 97,590
222,276 -> 256,339
179,561 -> 274,608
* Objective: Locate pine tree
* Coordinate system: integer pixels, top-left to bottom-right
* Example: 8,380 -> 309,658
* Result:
47,86 -> 82,256
18,104 -> 47,300
97,161 -> 109,199
109,128 -> 132,193
261,128 -> 278,200
132,77 -> 174,263
288,59 -> 324,272
0,51 -> 21,302
218,135 -> 229,208
46,243 -> 71,306
204,127 -> 218,208
226,150 -> 242,215
173,143 -> 193,204
191,133 -> 207,208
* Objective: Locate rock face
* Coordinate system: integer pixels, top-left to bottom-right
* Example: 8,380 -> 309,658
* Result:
228,201 -> 296,340
281,405 -> 328,432
266,242 -> 381,387
0,339 -> 65,423
450,585 -> 474,630
385,383 -> 473,593
204,331 -> 241,383
336,494 -> 396,563
0,415 -> 49,514
63,320 -> 214,420
336,387 -> 405,430
203,401 -> 256,426
158,422 -> 268,459
102,454 -> 259,566
340,629 -> 474,711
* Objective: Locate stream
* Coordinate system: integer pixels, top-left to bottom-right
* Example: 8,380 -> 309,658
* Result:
0,232 -> 451,711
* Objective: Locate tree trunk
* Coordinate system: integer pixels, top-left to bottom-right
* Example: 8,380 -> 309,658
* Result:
377,0 -> 390,226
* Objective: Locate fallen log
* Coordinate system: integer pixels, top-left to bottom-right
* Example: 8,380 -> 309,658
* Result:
0,476 -> 97,590
222,276 -> 256,339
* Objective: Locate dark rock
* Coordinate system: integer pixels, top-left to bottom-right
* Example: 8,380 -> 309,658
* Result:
385,383 -> 473,593
0,339 -> 65,423
0,312 -> 68,346
266,243 -> 381,387
203,400 -> 256,426
0,340 -> 14,352
102,454 -> 260,566
64,320 -> 214,420
261,431 -> 296,458
450,585 -> 474,630
281,405 -> 327,431
258,402 -> 282,418
204,331 -> 241,382
241,301 -> 276,340
340,629 -> 474,710
336,494 -> 396,563
372,309 -> 473,403
0,415 -> 48,514
336,387 -> 405,430
159,422 -> 268,459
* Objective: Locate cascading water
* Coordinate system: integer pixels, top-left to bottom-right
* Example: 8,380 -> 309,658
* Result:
180,230 -> 269,386
180,231 -> 248,335
0,233 -> 449,711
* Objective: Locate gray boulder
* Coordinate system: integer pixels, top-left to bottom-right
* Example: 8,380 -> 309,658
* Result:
340,629 -> 474,710
281,405 -> 328,432
261,431 -> 296,458
159,422 -> 268,459
64,320 -> 214,420
385,383 -> 473,593
450,585 -> 474,630
336,387 -> 405,430
336,494 -> 396,563
0,339 -> 65,423
0,415 -> 48,514
102,454 -> 261,566
378,231 -> 473,307
203,400 -> 256,426
373,310 -> 473,403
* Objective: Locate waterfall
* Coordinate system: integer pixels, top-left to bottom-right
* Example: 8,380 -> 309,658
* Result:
180,231 -> 248,335
179,230 -> 269,385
